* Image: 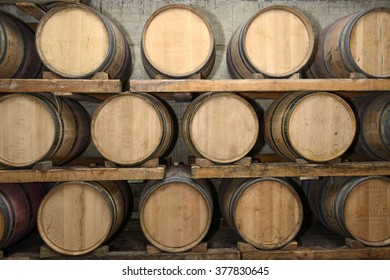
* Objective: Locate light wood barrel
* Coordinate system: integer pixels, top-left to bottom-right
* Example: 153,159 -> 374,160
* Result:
0,11 -> 42,78
36,4 -> 131,82
38,181 -> 130,255
303,176 -> 390,246
265,92 -> 356,162
227,5 -> 314,79
183,92 -> 259,163
0,183 -> 46,249
0,93 -> 91,168
91,93 -> 173,166
141,4 -> 215,79
310,7 -> 390,78
139,165 -> 213,253
219,178 -> 303,249
353,93 -> 390,160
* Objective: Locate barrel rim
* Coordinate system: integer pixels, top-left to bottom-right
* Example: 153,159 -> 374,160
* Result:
91,93 -> 165,165
345,7 -> 390,78
139,177 -> 213,253
240,5 -> 314,77
231,177 -> 303,249
286,92 -> 356,162
342,176 -> 390,246
187,92 -> 259,163
141,3 -> 215,78
37,181 -> 114,256
0,93 -> 60,168
35,3 -> 114,79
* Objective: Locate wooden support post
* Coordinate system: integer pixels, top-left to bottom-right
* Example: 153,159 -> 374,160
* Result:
195,158 -> 215,167
40,245 -> 109,259
345,238 -> 366,249
141,158 -> 160,168
92,72 -> 110,80
147,242 -> 208,255
15,2 -> 47,20
233,157 -> 252,167
33,161 -> 53,171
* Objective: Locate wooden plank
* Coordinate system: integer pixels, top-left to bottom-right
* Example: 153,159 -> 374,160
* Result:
40,245 -> 109,259
130,79 -> 390,94
0,79 -> 122,94
242,246 -> 390,260
15,2 -> 46,20
0,166 -> 166,183
192,161 -> 390,178
0,0 -> 79,3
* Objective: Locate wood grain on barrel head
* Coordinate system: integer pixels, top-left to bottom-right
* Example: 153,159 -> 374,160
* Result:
288,93 -> 356,162
234,180 -> 302,248
245,7 -> 312,76
344,177 -> 390,246
143,5 -> 213,76
37,7 -> 109,77
92,95 -> 163,165
189,93 -> 258,163
141,182 -> 210,250
350,9 -> 390,77
0,94 -> 56,167
38,183 -> 112,255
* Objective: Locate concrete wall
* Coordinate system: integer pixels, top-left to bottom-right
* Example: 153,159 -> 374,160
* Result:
2,0 -> 390,162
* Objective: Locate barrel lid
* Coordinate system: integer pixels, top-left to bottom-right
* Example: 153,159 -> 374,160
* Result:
344,177 -> 390,246
142,4 -> 214,77
233,178 -> 303,249
243,5 -> 314,77
140,181 -> 211,252
38,182 -> 112,255
287,92 -> 356,162
36,4 -> 111,78
0,94 -> 57,167
189,93 -> 259,163
348,7 -> 390,77
92,94 -> 163,165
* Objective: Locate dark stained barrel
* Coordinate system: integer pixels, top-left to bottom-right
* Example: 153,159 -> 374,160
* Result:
0,183 -> 47,249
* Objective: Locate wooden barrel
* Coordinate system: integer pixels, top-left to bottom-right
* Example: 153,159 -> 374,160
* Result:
310,7 -> 390,78
183,92 -> 259,163
227,5 -> 314,79
139,165 -> 213,252
353,92 -> 390,160
141,4 -> 215,79
219,178 -> 303,249
91,93 -> 173,166
36,4 -> 131,82
0,183 -> 46,249
38,181 -> 130,255
0,11 -> 42,78
302,176 -> 390,246
0,93 -> 91,168
265,92 -> 356,162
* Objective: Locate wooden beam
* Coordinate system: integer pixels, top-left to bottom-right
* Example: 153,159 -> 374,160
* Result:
15,2 -> 46,20
0,79 -> 122,94
0,166 -> 165,183
0,0 -> 79,4
191,161 -> 390,179
130,79 -> 390,94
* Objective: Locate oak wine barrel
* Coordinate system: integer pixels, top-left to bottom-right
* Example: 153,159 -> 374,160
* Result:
265,92 -> 356,162
38,181 -> 131,255
353,92 -> 390,160
36,4 -> 132,82
91,93 -> 173,166
0,93 -> 91,168
0,11 -> 42,78
0,183 -> 46,249
183,92 -> 259,163
227,5 -> 314,79
139,165 -> 213,253
310,7 -> 390,78
141,4 -> 215,79
302,176 -> 390,246
219,178 -> 303,249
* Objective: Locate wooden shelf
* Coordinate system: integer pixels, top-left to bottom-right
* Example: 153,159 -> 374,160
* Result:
130,79 -> 390,99
0,0 -> 79,4
0,166 -> 165,183
191,161 -> 390,179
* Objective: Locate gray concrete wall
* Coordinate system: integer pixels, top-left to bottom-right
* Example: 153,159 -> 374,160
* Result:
2,0 -> 390,162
